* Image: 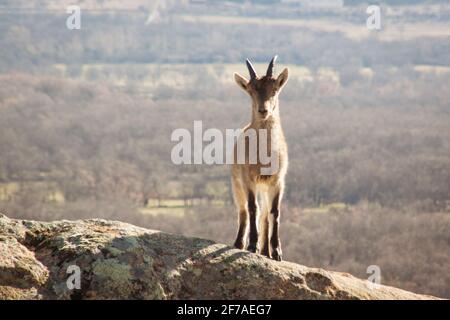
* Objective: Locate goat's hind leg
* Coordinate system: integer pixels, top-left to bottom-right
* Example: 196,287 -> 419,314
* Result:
268,185 -> 283,261
258,193 -> 270,258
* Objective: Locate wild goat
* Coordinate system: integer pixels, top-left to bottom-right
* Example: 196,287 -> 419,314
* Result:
232,56 -> 289,261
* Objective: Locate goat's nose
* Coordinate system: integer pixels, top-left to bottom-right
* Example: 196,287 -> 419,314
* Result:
259,110 -> 268,115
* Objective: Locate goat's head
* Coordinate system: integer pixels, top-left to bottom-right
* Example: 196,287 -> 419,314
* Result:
234,56 -> 289,120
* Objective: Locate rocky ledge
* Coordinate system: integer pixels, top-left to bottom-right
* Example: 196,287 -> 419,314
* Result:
0,214 -> 439,300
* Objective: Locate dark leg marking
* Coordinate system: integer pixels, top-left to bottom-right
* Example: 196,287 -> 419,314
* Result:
234,209 -> 247,249
247,191 -> 259,253
270,192 -> 282,261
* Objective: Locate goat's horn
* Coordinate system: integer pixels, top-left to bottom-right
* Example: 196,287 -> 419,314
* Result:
266,55 -> 278,77
246,59 -> 257,80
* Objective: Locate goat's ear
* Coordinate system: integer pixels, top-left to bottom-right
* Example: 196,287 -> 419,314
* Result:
276,68 -> 289,91
234,73 -> 249,91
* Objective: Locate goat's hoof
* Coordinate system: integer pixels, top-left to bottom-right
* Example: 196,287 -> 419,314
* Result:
272,250 -> 282,261
234,241 -> 245,250
247,244 -> 259,253
260,249 -> 270,258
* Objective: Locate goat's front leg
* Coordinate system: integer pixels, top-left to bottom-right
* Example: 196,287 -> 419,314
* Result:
247,190 -> 259,253
234,208 -> 248,250
269,185 -> 283,261
259,194 -> 270,258
232,179 -> 249,250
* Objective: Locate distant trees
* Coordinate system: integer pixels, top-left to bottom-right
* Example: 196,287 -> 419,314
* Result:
2,6 -> 450,71
1,70 -> 450,208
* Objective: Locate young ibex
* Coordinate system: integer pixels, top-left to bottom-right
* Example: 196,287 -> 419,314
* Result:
232,56 -> 289,261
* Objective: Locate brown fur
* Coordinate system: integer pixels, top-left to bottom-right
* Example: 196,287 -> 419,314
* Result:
232,58 -> 289,261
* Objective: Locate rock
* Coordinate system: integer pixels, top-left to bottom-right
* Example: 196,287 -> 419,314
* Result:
0,236 -> 48,288
0,214 -> 440,300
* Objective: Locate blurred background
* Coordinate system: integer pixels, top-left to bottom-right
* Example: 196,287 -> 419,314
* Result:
0,0 -> 449,297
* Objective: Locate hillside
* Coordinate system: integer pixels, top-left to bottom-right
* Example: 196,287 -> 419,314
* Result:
0,214 -> 439,300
